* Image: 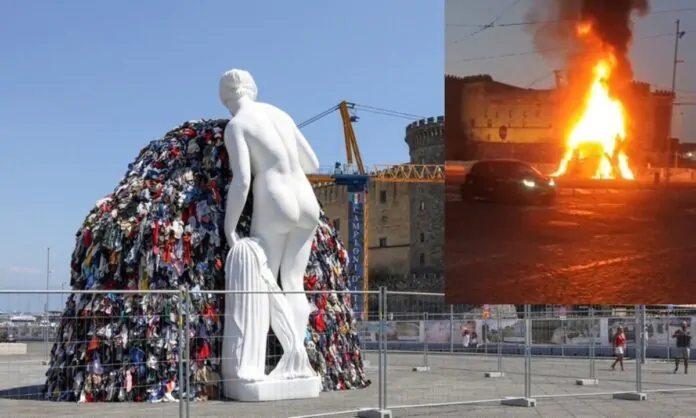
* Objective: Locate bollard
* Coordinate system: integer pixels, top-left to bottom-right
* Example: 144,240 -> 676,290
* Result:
412,312 -> 431,372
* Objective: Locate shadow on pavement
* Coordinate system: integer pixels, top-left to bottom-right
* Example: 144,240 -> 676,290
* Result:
0,385 -> 45,401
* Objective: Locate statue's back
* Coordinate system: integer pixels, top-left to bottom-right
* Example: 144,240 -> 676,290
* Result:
234,102 -> 320,231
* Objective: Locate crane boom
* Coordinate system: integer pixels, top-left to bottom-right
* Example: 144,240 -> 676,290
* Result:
301,101 -> 443,320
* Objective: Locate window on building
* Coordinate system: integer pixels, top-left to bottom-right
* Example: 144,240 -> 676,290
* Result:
419,253 -> 425,265
487,133 -> 491,141
379,190 -> 387,203
487,119 -> 492,128
419,200 -> 425,212
379,237 -> 387,248
509,110 -> 514,118
495,111 -> 499,118
420,232 -> 425,242
381,215 -> 389,223
523,111 -> 528,118
332,218 -> 340,231
469,118 -> 475,128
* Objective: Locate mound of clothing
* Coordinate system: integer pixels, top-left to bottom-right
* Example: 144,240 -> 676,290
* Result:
43,119 -> 370,403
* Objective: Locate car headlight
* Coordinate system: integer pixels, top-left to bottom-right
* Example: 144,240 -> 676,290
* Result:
522,179 -> 536,188
548,178 -> 556,187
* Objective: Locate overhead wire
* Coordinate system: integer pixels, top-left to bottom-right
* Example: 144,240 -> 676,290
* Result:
297,104 -> 339,128
298,103 -> 425,129
448,0 -> 522,46
449,30 -> 690,64
446,7 -> 696,29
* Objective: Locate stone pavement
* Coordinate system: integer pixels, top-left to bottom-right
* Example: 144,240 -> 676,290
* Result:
1,345 -> 695,417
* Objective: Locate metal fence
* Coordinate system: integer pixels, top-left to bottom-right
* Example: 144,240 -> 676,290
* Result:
0,289 -> 694,417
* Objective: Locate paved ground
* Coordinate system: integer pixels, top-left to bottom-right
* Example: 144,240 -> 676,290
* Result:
1,343 -> 696,417
445,183 -> 696,305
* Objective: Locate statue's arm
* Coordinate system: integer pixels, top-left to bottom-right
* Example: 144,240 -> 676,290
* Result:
294,124 -> 320,174
224,121 -> 252,246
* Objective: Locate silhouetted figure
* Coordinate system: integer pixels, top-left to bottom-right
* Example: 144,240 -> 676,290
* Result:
673,321 -> 692,374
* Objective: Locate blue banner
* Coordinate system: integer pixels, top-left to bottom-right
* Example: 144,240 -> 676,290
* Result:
347,191 -> 365,319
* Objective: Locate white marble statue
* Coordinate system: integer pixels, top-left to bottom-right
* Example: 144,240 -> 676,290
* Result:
219,68 -> 322,401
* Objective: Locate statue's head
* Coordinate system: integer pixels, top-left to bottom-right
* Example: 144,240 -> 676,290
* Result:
219,69 -> 258,113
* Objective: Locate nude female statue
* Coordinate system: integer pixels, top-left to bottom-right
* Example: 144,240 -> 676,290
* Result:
219,69 -> 321,379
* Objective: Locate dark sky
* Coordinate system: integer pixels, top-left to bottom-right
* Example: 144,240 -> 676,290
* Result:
446,0 -> 696,142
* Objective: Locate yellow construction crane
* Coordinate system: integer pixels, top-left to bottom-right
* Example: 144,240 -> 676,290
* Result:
300,100 -> 444,319
305,101 -> 444,184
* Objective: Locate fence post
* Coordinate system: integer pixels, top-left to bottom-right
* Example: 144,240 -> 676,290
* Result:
424,312 -> 429,368
178,292 -> 185,417
636,305 -> 644,393
666,315 -> 671,361
524,304 -> 532,399
413,310 -> 430,372
561,320 -> 566,358
379,286 -> 389,411
449,305 -> 454,353
502,304 -> 536,406
497,306 -> 503,373
184,292 -> 191,417
589,308 -> 596,380
641,307 -> 647,365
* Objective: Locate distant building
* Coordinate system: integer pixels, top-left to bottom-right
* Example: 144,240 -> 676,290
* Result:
316,116 -> 445,289
445,74 -> 675,166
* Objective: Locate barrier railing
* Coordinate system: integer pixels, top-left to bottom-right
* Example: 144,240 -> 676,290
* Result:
0,289 -> 694,417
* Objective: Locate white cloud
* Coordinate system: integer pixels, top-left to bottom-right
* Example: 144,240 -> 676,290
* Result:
8,266 -> 42,275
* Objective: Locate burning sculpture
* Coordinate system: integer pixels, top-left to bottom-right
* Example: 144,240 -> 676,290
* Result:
527,0 -> 651,180
552,29 -> 634,180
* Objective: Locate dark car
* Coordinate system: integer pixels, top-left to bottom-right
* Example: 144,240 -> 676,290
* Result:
461,159 -> 557,205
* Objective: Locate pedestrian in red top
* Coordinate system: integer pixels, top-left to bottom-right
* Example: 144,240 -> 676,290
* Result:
611,326 -> 627,371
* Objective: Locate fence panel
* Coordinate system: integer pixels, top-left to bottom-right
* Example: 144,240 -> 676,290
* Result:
374,291 -> 524,411
640,309 -> 696,395
0,290 -> 181,417
4,289 -> 696,417
184,289 -> 379,418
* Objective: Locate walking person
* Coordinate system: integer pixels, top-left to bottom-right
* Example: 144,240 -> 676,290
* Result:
611,326 -> 627,371
461,327 -> 471,350
673,321 -> 691,374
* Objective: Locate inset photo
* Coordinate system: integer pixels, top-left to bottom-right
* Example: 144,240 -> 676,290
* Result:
445,0 -> 696,304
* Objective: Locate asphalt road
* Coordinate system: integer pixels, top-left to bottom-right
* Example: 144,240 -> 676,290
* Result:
445,184 -> 696,305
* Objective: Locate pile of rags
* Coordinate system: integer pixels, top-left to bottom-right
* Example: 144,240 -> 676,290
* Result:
43,119 -> 370,403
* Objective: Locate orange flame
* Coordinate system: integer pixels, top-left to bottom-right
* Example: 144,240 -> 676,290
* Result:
552,58 -> 634,180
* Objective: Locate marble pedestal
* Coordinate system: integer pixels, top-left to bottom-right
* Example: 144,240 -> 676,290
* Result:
225,376 -> 322,402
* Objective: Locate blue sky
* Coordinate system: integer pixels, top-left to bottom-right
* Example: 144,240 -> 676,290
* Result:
0,0 -> 443,312
446,0 -> 696,142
